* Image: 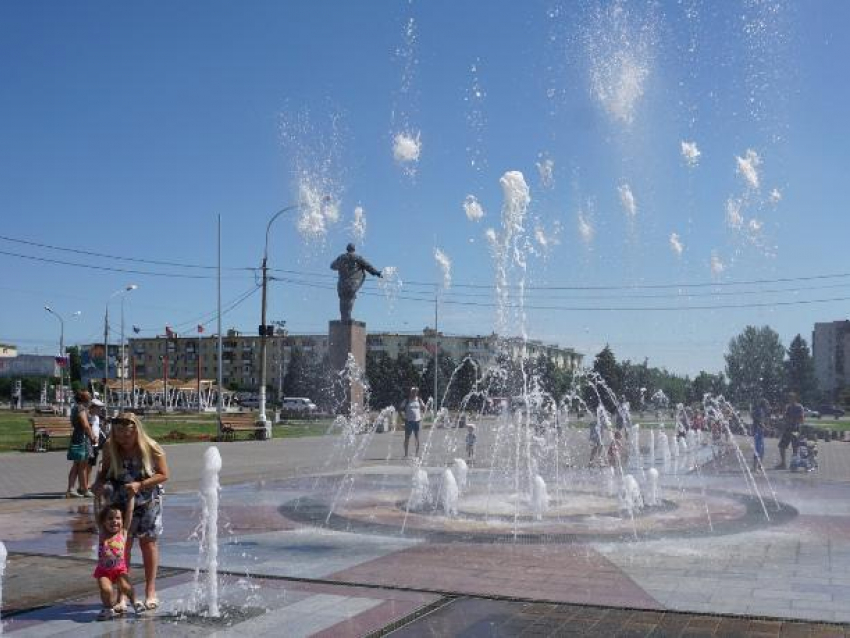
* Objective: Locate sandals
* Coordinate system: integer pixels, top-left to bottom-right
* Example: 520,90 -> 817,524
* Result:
144,598 -> 160,611
97,607 -> 117,621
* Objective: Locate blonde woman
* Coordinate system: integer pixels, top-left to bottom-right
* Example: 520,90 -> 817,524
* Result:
93,412 -> 169,610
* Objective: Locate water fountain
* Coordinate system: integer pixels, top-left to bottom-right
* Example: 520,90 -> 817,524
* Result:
453,458 -> 469,492
440,469 -> 459,517
193,446 -> 222,617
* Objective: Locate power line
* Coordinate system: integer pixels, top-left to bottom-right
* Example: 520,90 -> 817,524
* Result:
0,248 -> 253,280
272,275 -> 850,312
7,230 -> 850,291
0,233 -> 242,271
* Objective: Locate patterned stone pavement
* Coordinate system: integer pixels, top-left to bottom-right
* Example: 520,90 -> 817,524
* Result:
2,429 -> 850,635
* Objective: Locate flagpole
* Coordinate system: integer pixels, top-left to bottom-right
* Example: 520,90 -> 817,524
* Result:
197,326 -> 202,413
217,214 -> 223,437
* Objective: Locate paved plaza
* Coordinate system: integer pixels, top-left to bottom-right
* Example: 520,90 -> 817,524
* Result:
2,424 -> 850,636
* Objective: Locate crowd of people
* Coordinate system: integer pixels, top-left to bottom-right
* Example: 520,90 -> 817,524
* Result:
66,390 -> 169,621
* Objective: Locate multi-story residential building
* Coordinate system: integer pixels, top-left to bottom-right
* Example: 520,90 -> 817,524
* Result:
812,320 -> 850,400
80,344 -> 127,386
0,343 -> 18,358
0,353 -> 60,377
128,328 -> 583,392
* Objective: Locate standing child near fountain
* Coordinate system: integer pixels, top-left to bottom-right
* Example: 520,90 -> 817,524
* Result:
465,423 -> 477,464
93,497 -> 140,620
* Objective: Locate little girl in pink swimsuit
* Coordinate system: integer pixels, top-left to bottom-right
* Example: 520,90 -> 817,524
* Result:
93,496 -> 140,620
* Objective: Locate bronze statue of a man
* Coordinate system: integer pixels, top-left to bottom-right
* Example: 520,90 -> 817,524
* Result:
330,243 -> 382,322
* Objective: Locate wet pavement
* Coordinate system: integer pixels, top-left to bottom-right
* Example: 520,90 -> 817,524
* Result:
1,428 -> 850,635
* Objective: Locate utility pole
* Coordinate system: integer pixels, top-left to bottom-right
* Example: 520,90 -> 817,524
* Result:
258,203 -> 303,438
434,285 -> 439,410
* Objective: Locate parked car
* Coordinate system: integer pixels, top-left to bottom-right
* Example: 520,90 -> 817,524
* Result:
817,405 -> 845,419
281,397 -> 318,413
803,406 -> 820,419
237,395 -> 260,409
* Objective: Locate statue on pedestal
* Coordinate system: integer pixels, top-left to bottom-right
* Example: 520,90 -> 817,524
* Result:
330,243 -> 382,322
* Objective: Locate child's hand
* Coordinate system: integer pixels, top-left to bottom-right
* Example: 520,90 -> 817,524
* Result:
125,482 -> 142,497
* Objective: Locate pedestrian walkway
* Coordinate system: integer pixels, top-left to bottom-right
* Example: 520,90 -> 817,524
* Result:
2,429 -> 850,635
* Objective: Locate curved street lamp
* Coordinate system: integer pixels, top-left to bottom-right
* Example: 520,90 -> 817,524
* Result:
44,307 -> 81,410
103,284 -> 138,413
257,202 -> 309,433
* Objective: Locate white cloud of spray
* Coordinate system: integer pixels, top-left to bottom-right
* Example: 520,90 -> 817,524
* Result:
585,0 -> 656,125
710,251 -> 725,276
536,157 -> 555,189
736,149 -> 761,190
725,198 -> 744,229
534,221 -> 561,251
681,141 -> 701,167
769,188 -> 782,204
393,131 -> 421,164
670,232 -> 683,257
577,210 -> 594,245
434,248 -> 452,289
296,178 -> 340,241
618,183 -> 637,218
351,206 -> 366,243
279,105 -> 345,244
377,265 -> 403,311
463,194 -> 485,221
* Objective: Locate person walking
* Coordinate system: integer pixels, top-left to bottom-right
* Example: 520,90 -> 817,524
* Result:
400,386 -> 426,459
776,392 -> 804,470
751,398 -> 770,471
66,390 -> 96,498
94,412 -> 169,611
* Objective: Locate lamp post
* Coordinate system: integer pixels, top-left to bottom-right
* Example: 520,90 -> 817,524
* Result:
258,203 -> 304,436
119,288 -> 138,408
104,284 -> 137,414
44,307 -> 81,411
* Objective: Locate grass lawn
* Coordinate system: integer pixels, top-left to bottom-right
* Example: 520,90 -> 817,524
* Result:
0,411 -> 336,453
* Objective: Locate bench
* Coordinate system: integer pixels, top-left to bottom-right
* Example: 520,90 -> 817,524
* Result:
29,416 -> 73,452
217,412 -> 268,442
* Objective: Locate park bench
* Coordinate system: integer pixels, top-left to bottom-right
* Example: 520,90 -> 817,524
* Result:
217,412 -> 268,442
29,416 -> 73,452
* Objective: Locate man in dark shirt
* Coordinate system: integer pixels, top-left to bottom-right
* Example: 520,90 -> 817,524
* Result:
776,392 -> 804,470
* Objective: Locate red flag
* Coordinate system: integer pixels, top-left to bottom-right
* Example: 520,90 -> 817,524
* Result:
197,324 -> 205,334
165,325 -> 174,338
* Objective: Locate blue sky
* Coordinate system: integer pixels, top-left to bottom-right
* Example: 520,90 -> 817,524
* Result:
1,0 -> 849,376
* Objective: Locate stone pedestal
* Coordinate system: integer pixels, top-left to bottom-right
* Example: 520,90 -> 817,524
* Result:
328,320 -> 366,413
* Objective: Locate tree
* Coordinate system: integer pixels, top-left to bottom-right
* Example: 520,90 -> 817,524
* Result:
590,344 -> 621,410
688,371 -> 727,404
724,325 -> 786,405
423,353 -> 457,406
785,334 -> 817,405
365,352 -> 426,411
67,345 -> 82,386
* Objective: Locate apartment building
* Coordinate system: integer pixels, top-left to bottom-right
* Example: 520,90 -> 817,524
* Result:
812,320 -> 850,400
128,328 -> 582,391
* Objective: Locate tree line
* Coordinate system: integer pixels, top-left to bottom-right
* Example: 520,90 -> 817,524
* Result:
0,328 -> 824,412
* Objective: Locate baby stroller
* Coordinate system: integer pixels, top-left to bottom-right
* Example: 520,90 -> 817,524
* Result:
789,434 -> 818,472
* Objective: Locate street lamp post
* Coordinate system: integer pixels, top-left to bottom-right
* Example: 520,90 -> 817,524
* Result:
44,307 -> 80,412
258,203 -> 303,437
119,291 -> 137,409
104,284 -> 137,415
